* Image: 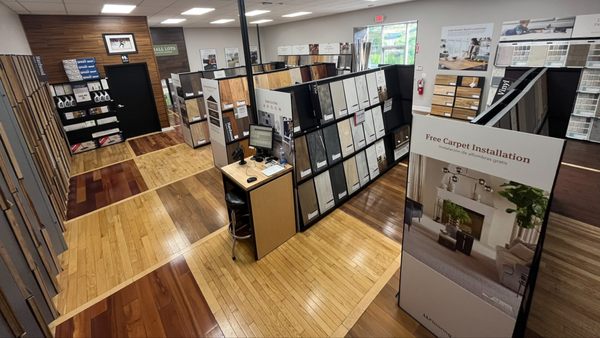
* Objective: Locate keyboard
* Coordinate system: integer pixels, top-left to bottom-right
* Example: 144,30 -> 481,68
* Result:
262,164 -> 285,177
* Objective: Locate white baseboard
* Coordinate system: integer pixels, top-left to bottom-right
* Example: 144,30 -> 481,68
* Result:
161,126 -> 175,132
412,105 -> 431,113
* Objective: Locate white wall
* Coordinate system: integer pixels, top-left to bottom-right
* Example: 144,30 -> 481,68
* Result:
183,27 -> 259,72
260,0 -> 600,110
0,3 -> 31,54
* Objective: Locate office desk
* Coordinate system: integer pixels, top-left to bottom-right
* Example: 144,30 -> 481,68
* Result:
220,158 -> 296,260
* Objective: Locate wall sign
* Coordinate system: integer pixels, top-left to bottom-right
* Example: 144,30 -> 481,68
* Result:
499,17 -> 575,42
320,43 -> 341,55
439,23 -> 494,71
224,47 -> 240,68
277,46 -> 293,56
292,45 -> 310,55
572,14 -> 600,38
200,49 -> 218,71
103,33 -> 138,55
153,44 -> 179,57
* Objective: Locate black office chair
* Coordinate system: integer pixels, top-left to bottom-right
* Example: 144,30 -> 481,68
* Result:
225,192 -> 252,260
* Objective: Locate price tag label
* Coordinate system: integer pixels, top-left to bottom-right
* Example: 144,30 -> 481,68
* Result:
384,99 -> 393,112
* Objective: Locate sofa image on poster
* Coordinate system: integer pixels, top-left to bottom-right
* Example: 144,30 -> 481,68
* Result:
404,154 -> 549,318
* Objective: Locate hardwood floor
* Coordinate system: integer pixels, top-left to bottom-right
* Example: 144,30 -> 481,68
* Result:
551,163 -> 600,227
55,256 -> 223,338
70,142 -> 134,176
561,140 -> 600,170
134,144 -> 214,189
156,168 -> 228,244
184,209 -> 402,337
67,160 -> 148,219
128,130 -> 184,156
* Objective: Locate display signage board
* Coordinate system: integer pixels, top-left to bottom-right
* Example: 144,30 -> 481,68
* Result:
292,45 -> 310,55
255,88 -> 293,159
153,44 -> 179,57
400,114 -> 564,337
201,78 -> 227,167
277,46 -> 293,56
320,43 -> 341,55
438,23 -> 494,71
200,48 -> 218,71
224,47 -> 240,67
572,14 -> 600,38
499,17 -> 575,41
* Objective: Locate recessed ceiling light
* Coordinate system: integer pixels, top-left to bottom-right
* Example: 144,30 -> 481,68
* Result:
161,18 -> 186,24
211,19 -> 235,24
246,10 -> 270,17
282,12 -> 312,18
249,19 -> 273,24
181,7 -> 215,16
101,4 -> 136,14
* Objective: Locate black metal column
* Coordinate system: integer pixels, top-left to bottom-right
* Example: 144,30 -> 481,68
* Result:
236,0 -> 258,123
257,24 -> 263,64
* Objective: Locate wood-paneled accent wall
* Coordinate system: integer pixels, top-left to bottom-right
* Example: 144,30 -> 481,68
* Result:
19,15 -> 169,128
150,27 -> 190,79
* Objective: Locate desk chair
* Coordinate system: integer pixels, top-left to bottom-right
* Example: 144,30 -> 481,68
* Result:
225,192 -> 252,260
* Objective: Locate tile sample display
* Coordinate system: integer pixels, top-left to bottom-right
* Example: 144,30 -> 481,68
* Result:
365,144 -> 380,179
362,109 -> 377,144
355,75 -> 371,109
314,171 -> 335,214
294,135 -> 312,179
372,106 -> 386,139
350,120 -> 367,150
566,115 -> 592,140
511,45 -> 531,67
316,83 -> 335,123
587,43 -> 600,68
579,69 -> 600,93
330,80 -> 348,119
343,77 -> 360,114
343,157 -> 361,194
306,130 -> 329,173
337,119 -> 355,157
355,151 -> 370,187
566,43 -> 591,67
297,179 -> 319,224
495,45 -> 514,67
375,139 -> 388,173
329,163 -> 348,205
545,43 -> 569,67
322,124 -> 343,165
366,72 -> 380,106
573,92 -> 600,117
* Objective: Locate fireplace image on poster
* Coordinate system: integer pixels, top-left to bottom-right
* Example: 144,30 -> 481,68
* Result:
399,114 -> 563,337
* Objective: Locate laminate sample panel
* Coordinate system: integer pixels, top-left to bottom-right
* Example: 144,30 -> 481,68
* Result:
495,45 -> 514,67
291,85 -> 318,132
186,97 -> 206,121
329,163 -> 348,205
431,105 -> 453,117
337,119 -> 355,157
343,157 -> 361,194
454,97 -> 480,110
434,85 -> 456,97
363,109 -> 377,144
365,144 -> 380,179
294,135 -> 312,180
222,111 -> 240,142
432,95 -> 454,107
461,77 -> 481,87
355,75 -> 370,109
306,130 -> 328,173
456,87 -> 482,99
435,75 -> 458,86
322,124 -> 342,165
330,80 -> 348,119
343,77 -> 360,114
452,108 -> 477,121
350,119 -> 367,150
545,44 -> 569,67
314,171 -> 335,214
375,139 -> 388,173
317,83 -> 335,123
290,67 -> 303,84
366,72 -> 380,106
372,106 -> 386,139
563,43 -> 588,67
190,121 -> 210,146
297,179 -> 319,224
355,151 -> 370,187
527,45 -> 549,67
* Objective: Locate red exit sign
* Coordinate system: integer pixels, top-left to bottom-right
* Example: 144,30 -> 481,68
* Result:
375,15 -> 385,23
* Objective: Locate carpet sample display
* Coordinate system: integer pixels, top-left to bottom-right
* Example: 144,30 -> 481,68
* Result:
355,74 -> 371,110
365,144 -> 380,179
337,119 -> 355,157
526,45 -> 549,67
372,106 -> 386,139
366,72 -> 380,106
314,171 -> 335,214
545,43 -> 569,67
362,109 -> 377,144
495,45 -> 514,67
306,130 -> 329,173
566,43 -> 591,67
355,151 -> 370,187
343,157 -> 361,194
573,92 -> 600,117
587,43 -> 600,68
350,119 -> 367,150
511,45 -> 531,67
297,179 -> 320,224
343,77 -> 360,114
330,80 -> 348,119
322,124 -> 343,165
294,135 -> 313,180
329,163 -> 348,205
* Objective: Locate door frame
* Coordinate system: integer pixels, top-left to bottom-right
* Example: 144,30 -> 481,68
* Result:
104,62 -> 162,137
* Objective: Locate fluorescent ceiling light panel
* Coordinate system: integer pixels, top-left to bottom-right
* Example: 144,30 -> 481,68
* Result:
101,4 -> 136,14
282,12 -> 312,18
250,19 -> 273,24
211,19 -> 235,24
181,7 -> 215,15
161,18 -> 186,24
246,10 -> 270,17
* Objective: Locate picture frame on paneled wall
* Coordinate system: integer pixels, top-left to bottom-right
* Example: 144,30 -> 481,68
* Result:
103,33 -> 138,55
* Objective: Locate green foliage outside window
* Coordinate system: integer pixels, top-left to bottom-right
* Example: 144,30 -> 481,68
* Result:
365,21 -> 417,68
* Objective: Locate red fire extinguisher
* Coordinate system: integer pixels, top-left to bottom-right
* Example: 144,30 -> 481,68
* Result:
417,78 -> 425,95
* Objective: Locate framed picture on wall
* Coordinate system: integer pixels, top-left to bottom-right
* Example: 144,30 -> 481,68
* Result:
103,33 -> 138,55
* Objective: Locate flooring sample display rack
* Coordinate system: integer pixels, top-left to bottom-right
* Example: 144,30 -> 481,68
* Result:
171,71 -> 211,149
50,77 -> 123,154
279,64 -> 414,231
431,75 -> 485,121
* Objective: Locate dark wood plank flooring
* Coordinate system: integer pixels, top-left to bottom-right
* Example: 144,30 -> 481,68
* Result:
561,140 -> 600,170
156,168 -> 228,244
340,163 -> 407,243
67,160 -> 148,219
128,130 -> 183,156
551,164 -> 600,227
55,256 -> 223,338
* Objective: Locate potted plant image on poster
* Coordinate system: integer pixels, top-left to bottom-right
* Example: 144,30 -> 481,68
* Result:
405,154 -> 550,316
225,47 -> 240,68
438,23 -> 493,71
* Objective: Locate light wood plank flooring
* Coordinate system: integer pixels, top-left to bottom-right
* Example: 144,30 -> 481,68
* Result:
70,142 -> 134,176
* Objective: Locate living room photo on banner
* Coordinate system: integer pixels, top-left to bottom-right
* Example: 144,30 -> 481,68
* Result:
438,23 -> 493,71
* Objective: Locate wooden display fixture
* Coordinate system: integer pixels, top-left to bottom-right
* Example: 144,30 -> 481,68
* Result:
431,74 -> 485,121
171,71 -> 211,149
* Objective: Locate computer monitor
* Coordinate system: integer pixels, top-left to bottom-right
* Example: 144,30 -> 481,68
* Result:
249,124 -> 273,161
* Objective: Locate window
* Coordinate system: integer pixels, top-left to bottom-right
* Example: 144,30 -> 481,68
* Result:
356,21 -> 418,69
